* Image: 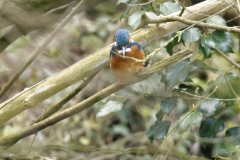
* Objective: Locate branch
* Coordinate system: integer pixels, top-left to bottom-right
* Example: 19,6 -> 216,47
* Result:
214,48 -> 240,69
0,49 -> 192,147
31,73 -> 97,124
0,0 -> 235,126
145,14 -> 240,34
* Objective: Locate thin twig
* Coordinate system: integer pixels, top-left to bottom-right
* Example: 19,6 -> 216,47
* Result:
181,90 -> 240,101
66,132 -> 72,160
121,0 -> 155,7
176,0 -> 186,17
0,0 -> 86,99
214,48 -> 240,69
146,14 -> 240,34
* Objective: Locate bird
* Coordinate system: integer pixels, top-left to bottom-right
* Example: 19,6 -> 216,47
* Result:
110,29 -> 146,84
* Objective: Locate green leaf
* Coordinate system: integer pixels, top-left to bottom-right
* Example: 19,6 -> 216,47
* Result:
226,126 -> 240,137
120,0 -> 138,18
200,100 -> 219,114
128,11 -> 144,30
211,72 -> 240,99
204,30 -> 233,53
226,126 -> 240,144
178,111 -> 203,131
193,60 -> 218,73
160,1 -> 181,16
96,100 -> 123,118
182,27 -> 201,42
220,143 -> 240,154
116,0 -> 130,6
165,35 -> 178,55
131,73 -> 161,94
165,59 -> 193,88
206,15 -> 227,26
199,117 -> 224,138
145,12 -> 158,19
199,36 -> 212,58
146,120 -> 171,142
112,124 -> 130,136
165,34 -> 185,55
160,97 -> 177,115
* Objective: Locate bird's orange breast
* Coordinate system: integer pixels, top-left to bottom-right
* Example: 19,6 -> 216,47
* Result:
110,44 -> 145,82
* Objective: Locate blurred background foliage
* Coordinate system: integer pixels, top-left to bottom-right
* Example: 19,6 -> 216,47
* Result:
0,0 -> 240,159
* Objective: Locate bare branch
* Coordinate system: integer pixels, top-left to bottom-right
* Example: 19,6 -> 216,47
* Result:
31,73 -> 97,124
145,14 -> 240,34
0,49 -> 192,147
214,48 -> 240,69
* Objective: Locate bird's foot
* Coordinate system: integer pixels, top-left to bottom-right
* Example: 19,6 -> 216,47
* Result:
118,79 -> 124,85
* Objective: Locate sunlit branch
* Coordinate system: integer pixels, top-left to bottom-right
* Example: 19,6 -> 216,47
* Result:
145,14 -> 240,34
0,49 -> 192,147
121,0 -> 155,7
31,72 -> 98,124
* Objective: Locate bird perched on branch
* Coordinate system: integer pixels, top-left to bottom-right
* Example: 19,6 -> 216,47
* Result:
110,29 -> 146,84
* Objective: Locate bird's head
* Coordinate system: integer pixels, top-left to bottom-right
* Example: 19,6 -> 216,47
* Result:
115,29 -> 129,47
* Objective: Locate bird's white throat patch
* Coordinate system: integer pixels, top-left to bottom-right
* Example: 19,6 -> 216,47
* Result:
118,46 -> 131,59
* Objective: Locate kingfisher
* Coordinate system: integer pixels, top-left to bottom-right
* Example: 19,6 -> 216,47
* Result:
110,29 -> 146,84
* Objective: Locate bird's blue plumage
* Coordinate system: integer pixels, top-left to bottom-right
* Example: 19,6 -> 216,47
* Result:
128,42 -> 141,50
115,29 -> 129,47
110,42 -> 142,58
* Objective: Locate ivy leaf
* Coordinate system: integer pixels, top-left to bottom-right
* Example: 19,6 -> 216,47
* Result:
199,117 -> 224,138
178,111 -> 203,131
165,34 -> 185,55
120,0 -> 138,19
128,11 -> 144,30
145,12 -> 158,19
193,60 -> 218,73
165,35 -> 179,55
204,30 -> 233,53
206,15 -> 227,26
96,100 -> 123,118
211,72 -> 240,99
160,1 -> 181,16
226,126 -> 240,137
182,27 -> 201,42
131,73 -> 161,94
146,120 -> 171,142
220,143 -> 240,154
225,126 -> 240,144
199,35 -> 212,58
200,100 -> 219,114
116,0 -> 129,6
165,59 -> 193,88
160,97 -> 177,115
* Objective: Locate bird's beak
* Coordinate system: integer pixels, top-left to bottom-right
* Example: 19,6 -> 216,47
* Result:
122,46 -> 126,59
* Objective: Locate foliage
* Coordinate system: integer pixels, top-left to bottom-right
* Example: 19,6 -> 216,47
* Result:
119,0 -> 239,159
1,0 -> 240,159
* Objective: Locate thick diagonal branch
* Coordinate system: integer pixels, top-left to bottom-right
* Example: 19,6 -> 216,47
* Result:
0,49 -> 192,147
31,73 -> 97,124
